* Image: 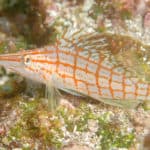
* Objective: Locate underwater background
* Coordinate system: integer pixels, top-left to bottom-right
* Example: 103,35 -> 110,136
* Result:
0,0 -> 150,149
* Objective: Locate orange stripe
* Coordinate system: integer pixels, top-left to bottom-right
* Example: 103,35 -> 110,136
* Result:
32,58 -> 127,88
0,57 -> 21,62
146,84 -> 150,97
27,59 -> 149,99
125,92 -> 135,95
122,74 -> 126,99
134,82 -> 138,99
38,65 -> 96,87
32,59 -> 95,76
84,51 -> 92,95
96,55 -> 104,96
72,47 -> 86,91
56,41 -> 60,73
26,66 -> 35,72
26,47 -> 121,76
109,69 -> 114,98
73,50 -> 78,90
112,89 -> 123,93
60,49 -> 121,76
5,45 -> 122,77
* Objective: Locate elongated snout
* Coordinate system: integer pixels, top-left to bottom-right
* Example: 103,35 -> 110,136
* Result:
0,51 -> 46,83
0,53 -> 23,70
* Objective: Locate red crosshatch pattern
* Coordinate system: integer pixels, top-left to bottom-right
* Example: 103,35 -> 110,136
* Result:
0,31 -> 150,104
24,44 -> 150,101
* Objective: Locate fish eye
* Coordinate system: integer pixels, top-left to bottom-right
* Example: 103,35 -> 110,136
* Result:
24,55 -> 31,65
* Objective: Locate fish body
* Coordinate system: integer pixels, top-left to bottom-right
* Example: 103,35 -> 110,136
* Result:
0,31 -> 149,107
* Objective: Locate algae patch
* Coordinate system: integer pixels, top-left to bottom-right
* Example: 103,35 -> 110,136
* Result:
0,99 -> 136,150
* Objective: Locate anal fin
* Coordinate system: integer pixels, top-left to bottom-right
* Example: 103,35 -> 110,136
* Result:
60,88 -> 84,97
99,97 -> 141,109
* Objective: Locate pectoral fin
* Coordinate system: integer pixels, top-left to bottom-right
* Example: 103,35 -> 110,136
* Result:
45,82 -> 61,111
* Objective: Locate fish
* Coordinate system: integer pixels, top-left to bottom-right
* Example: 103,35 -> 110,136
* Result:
0,29 -> 149,109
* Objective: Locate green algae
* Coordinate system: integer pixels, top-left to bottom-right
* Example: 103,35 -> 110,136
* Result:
0,0 -> 57,46
2,0 -> 29,14
0,35 -> 28,54
8,99 -> 63,149
91,0 -> 132,30
3,99 -> 135,149
0,42 -> 7,54
0,73 -> 25,97
96,113 -> 135,149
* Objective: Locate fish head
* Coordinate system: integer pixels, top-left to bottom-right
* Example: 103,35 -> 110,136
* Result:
0,50 -> 45,83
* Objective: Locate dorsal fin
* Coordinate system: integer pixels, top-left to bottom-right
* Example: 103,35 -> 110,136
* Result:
59,28 -> 108,52
58,28 -> 111,63
57,28 -> 147,80
57,29 -> 124,74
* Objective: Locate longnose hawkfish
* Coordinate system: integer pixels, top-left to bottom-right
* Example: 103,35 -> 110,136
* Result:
0,29 -> 149,109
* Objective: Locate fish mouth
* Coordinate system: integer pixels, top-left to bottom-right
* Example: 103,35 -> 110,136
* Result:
0,52 -> 24,71
0,53 -> 22,62
0,49 -> 42,63
0,51 -> 45,83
